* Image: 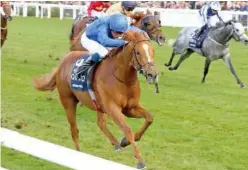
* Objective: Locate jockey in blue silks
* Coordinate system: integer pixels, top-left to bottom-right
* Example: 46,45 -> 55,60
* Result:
194,1 -> 223,39
76,13 -> 147,75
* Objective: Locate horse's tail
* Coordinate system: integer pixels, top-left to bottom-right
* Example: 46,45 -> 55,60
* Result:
32,67 -> 58,91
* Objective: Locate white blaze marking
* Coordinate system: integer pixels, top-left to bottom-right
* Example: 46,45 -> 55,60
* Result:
142,44 -> 151,62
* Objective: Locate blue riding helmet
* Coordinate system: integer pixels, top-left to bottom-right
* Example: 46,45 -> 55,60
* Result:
109,14 -> 128,33
121,1 -> 137,10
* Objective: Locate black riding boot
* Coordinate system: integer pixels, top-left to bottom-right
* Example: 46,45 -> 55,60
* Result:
75,53 -> 102,78
194,24 -> 207,40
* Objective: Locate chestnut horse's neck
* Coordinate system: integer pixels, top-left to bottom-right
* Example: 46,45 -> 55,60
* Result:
112,44 -> 137,85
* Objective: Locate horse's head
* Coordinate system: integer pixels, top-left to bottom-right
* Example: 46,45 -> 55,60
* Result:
230,21 -> 248,45
123,31 -> 158,84
1,2 -> 12,21
132,10 -> 166,46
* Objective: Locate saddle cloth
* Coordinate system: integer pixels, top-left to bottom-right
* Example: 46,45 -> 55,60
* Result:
189,28 -> 208,49
71,53 -> 101,91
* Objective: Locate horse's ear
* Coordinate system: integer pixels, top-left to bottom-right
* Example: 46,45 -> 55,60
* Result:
146,9 -> 151,14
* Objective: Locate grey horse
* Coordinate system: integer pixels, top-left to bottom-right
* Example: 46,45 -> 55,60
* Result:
164,20 -> 248,88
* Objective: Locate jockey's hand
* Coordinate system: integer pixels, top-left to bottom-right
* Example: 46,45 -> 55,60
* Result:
8,15 -> 12,21
143,32 -> 150,39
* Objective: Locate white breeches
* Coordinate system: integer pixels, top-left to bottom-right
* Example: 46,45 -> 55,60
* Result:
197,12 -> 208,27
81,32 -> 109,57
91,10 -> 106,18
0,7 -> 6,16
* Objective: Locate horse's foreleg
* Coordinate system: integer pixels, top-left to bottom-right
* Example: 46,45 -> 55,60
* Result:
97,112 -> 121,151
1,39 -> 3,47
60,95 -> 80,150
169,49 -> 193,71
222,55 -> 246,88
201,59 -> 211,83
107,103 -> 145,169
121,106 -> 153,148
164,49 -> 176,67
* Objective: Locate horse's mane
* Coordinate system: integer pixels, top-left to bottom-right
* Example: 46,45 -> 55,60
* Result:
212,19 -> 237,30
131,10 -> 153,23
131,11 -> 146,22
107,31 -> 149,58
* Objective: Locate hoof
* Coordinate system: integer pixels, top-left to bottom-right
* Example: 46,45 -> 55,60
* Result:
168,66 -> 175,71
137,162 -> 146,169
120,137 -> 130,148
114,144 -> 122,152
164,63 -> 171,67
240,84 -> 246,88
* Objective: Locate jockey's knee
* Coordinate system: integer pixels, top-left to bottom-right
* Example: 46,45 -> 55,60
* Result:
97,48 -> 108,58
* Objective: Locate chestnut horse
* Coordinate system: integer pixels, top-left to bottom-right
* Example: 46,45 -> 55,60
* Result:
69,11 -> 166,51
1,1 -> 12,47
33,31 -> 158,169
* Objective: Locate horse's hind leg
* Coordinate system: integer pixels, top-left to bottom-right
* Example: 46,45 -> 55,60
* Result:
97,112 -> 121,151
164,49 -> 176,67
222,54 -> 246,88
169,49 -> 194,71
201,59 -> 211,83
121,105 -> 153,148
59,95 -> 80,150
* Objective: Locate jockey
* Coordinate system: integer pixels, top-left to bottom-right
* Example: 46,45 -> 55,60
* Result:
0,1 -> 12,20
0,1 -> 8,15
106,1 -> 137,24
194,1 -> 223,39
87,1 -> 110,18
106,1 -> 137,17
76,13 -> 146,75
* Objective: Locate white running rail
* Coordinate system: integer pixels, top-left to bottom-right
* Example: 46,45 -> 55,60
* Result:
9,2 -> 248,29
0,128 -> 137,170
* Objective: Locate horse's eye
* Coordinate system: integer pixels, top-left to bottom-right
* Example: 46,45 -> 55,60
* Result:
144,23 -> 151,27
136,51 -> 140,56
236,29 -> 239,32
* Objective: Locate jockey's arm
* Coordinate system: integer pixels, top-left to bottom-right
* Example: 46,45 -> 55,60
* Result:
216,12 -> 224,23
87,3 -> 93,16
202,6 -> 210,26
97,25 -> 127,47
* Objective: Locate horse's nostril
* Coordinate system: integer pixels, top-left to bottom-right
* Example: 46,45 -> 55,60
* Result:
159,37 -> 165,41
147,73 -> 153,78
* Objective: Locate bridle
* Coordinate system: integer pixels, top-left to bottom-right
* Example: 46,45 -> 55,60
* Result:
131,40 -> 155,75
113,39 -> 155,85
140,15 -> 162,41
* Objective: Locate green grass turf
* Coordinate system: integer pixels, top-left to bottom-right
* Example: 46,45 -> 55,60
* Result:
1,17 -> 248,170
